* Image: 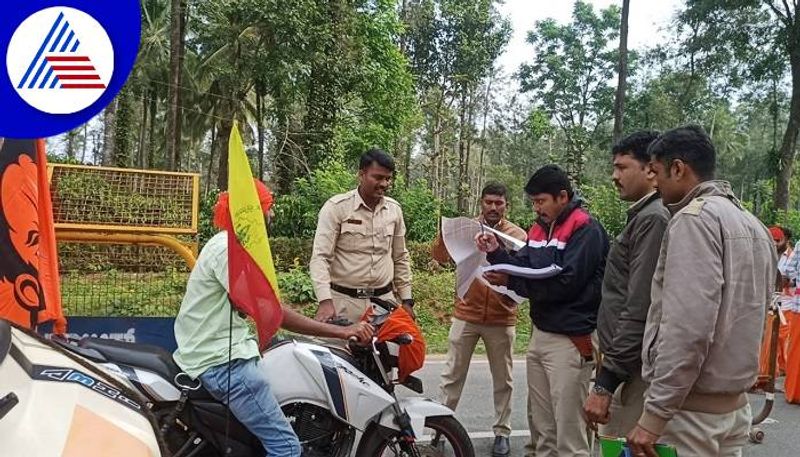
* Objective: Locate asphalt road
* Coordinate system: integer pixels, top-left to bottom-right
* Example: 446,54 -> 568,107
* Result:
408,356 -> 800,456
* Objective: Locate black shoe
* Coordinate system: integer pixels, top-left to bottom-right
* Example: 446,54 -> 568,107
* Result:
492,436 -> 510,456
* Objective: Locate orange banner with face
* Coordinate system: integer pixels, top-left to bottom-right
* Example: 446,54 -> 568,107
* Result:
0,138 -> 65,332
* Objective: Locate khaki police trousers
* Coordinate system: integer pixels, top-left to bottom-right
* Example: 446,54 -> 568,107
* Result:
659,404 -> 751,457
330,288 -> 397,324
523,326 -> 594,457
438,318 -> 516,437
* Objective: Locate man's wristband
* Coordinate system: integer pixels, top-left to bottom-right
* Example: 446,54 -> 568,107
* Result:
402,299 -> 415,308
595,365 -> 626,393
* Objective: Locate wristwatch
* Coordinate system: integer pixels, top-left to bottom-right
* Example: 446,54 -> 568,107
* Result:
402,299 -> 415,308
592,384 -> 613,397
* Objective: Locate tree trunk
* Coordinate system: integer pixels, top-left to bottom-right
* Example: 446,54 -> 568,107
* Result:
136,89 -> 148,168
273,117 -> 296,193
102,100 -> 117,165
216,102 -> 234,191
302,0 -> 345,168
147,94 -> 158,169
464,90 -> 476,213
257,93 -> 265,180
403,139 -> 412,187
207,123 -> 217,193
432,117 -> 441,199
65,129 -> 77,159
91,130 -> 101,164
303,66 -> 339,168
81,123 -> 88,163
166,0 -> 185,171
772,76 -> 779,157
477,73 -> 494,203
612,0 -> 630,144
774,48 -> 800,211
399,0 -> 409,54
457,89 -> 468,213
113,85 -> 135,168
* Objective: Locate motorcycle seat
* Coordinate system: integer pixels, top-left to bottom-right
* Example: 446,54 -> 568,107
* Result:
79,337 -> 181,384
78,338 -> 217,401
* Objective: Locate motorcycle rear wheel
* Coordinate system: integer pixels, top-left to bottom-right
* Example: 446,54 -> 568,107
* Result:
355,416 -> 474,457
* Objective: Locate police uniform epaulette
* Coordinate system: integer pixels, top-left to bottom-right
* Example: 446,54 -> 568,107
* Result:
328,192 -> 352,205
383,196 -> 400,206
680,197 -> 706,216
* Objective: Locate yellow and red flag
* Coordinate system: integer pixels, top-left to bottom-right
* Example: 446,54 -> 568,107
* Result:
0,138 -> 66,333
226,123 -> 283,350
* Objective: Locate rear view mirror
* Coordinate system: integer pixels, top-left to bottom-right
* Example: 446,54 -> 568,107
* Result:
391,333 -> 413,346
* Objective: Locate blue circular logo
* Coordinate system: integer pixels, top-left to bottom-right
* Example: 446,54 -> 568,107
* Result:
0,1 -> 141,137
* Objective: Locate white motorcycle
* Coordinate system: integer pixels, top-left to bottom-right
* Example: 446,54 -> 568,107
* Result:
0,298 -> 474,457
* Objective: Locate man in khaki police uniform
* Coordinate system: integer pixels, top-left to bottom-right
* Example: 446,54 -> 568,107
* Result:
310,148 -> 414,325
432,182 -> 527,457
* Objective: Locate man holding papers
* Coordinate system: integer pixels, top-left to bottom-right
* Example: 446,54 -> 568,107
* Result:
477,165 -> 609,457
432,183 -> 526,457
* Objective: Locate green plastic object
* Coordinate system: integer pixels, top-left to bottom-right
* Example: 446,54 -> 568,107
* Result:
599,436 -> 678,457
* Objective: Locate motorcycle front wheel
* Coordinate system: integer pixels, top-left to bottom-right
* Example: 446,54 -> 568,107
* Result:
355,416 -> 474,457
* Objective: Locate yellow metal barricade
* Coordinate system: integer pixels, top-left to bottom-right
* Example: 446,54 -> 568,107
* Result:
48,164 -> 200,317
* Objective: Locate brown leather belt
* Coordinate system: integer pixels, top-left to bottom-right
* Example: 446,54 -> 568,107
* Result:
331,283 -> 392,299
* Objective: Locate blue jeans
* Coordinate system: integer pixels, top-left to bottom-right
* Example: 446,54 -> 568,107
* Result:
199,357 -> 301,457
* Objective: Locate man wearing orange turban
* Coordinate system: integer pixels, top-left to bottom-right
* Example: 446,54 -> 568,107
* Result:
173,179 -> 373,456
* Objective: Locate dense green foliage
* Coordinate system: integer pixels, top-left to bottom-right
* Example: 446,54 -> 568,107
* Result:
52,0 -> 800,220
52,1 -> 800,354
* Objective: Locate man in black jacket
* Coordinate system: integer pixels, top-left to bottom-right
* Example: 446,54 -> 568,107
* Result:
477,165 -> 609,457
583,131 -> 669,436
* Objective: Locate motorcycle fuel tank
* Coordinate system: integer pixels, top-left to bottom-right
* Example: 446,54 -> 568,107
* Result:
263,340 -> 395,431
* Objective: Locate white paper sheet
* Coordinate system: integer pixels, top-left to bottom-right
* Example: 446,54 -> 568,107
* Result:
481,263 -> 563,279
441,217 -> 525,304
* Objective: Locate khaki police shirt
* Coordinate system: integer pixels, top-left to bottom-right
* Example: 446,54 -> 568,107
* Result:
310,189 -> 412,303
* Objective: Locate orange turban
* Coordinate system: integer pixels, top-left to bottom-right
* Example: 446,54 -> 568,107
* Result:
212,179 -> 274,232
770,226 -> 785,242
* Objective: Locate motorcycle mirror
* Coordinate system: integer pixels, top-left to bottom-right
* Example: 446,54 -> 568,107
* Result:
370,297 -> 397,313
392,333 -> 413,346
326,316 -> 353,326
370,313 -> 391,327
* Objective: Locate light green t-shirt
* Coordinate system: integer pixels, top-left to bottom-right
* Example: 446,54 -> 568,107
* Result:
173,231 -> 260,379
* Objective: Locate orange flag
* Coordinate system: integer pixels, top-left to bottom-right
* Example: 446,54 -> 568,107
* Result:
0,138 -> 66,332
226,124 -> 283,350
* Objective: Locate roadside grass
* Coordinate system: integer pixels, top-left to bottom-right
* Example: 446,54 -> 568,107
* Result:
60,269 -> 532,354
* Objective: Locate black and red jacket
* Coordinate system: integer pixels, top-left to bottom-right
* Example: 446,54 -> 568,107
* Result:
486,198 -> 609,336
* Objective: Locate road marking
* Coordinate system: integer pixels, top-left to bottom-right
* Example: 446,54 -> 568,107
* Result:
466,430 -> 531,439
419,430 -> 531,442
424,358 -> 527,366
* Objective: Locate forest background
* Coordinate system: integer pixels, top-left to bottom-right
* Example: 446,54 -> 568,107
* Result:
51,0 -> 800,351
